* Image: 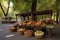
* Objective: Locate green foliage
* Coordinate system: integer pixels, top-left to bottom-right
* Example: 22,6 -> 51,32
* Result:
10,0 -> 58,13
0,0 -> 60,18
37,0 -> 56,11
0,8 -> 4,17
10,0 -> 32,13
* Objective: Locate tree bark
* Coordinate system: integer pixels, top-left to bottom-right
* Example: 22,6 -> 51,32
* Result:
31,0 -> 37,21
31,0 -> 37,12
0,3 -> 6,16
0,0 -> 10,17
6,0 -> 10,17
56,0 -> 59,23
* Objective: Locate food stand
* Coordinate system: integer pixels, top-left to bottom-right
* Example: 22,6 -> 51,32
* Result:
10,10 -> 54,38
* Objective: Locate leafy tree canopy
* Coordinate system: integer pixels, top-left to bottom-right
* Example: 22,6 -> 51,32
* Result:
0,0 -> 60,18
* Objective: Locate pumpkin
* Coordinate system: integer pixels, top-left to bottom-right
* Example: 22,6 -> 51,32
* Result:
26,21 -> 33,26
35,21 -> 41,26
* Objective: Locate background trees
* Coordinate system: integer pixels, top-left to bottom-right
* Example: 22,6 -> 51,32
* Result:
0,0 -> 10,17
0,0 -> 60,22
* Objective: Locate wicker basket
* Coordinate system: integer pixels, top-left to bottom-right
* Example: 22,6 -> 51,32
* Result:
9,26 -> 16,32
24,30 -> 33,37
17,28 -> 25,35
34,31 -> 44,39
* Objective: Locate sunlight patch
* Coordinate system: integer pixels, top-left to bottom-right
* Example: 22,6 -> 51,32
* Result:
5,34 -> 14,38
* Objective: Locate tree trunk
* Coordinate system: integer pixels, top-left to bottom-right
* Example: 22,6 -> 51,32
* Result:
56,8 -> 59,23
0,3 -> 6,17
6,0 -> 10,17
56,0 -> 59,23
0,0 -> 10,21
31,0 -> 37,12
0,0 -> 10,17
31,0 -> 37,21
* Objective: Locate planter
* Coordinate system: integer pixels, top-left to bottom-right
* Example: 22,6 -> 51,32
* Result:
17,28 -> 25,35
24,30 -> 33,37
34,30 -> 44,39
9,26 -> 16,32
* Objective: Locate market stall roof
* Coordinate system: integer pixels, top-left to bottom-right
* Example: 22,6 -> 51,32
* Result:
16,10 -> 52,16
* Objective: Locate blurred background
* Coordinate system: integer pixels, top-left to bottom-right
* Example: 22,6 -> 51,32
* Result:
0,0 -> 60,23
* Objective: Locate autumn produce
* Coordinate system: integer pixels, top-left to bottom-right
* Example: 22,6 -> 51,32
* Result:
34,30 -> 44,38
17,28 -> 25,35
9,26 -> 16,32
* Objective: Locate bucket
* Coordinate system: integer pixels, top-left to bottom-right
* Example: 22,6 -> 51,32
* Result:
24,30 -> 33,37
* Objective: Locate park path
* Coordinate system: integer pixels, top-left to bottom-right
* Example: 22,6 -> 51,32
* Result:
0,23 -> 60,40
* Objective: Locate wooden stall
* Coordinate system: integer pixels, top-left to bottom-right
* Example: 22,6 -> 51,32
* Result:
10,10 -> 53,38
15,10 -> 53,30
16,10 -> 52,21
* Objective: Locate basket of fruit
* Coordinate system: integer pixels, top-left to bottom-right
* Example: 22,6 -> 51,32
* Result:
17,28 -> 25,35
24,30 -> 33,37
9,26 -> 16,32
34,30 -> 44,39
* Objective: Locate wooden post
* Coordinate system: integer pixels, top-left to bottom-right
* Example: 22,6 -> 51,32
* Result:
16,15 -> 17,22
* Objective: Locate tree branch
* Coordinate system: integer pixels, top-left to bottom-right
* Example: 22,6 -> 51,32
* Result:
0,3 -> 6,16
6,0 -> 10,16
